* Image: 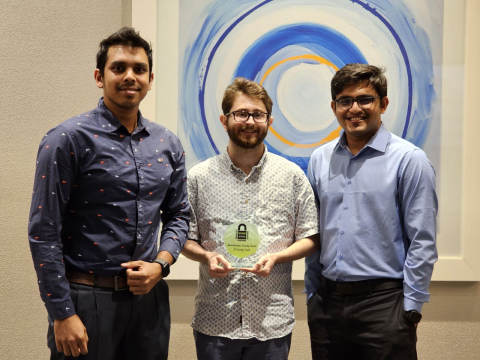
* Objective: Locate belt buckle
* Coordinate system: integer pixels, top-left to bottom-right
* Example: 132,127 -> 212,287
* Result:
114,275 -> 127,291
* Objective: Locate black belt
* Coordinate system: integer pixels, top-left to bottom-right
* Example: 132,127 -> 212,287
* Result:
321,276 -> 403,295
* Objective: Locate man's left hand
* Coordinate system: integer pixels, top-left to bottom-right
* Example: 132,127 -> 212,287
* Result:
121,261 -> 162,295
240,253 -> 278,277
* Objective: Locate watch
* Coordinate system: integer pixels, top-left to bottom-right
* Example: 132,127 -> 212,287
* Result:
405,310 -> 422,324
152,258 -> 170,278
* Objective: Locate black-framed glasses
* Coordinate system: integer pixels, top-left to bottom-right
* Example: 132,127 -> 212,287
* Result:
225,110 -> 270,123
334,96 -> 382,110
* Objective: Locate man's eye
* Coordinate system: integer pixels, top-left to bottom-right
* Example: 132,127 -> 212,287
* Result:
135,67 -> 147,73
112,66 -> 123,72
338,99 -> 351,106
358,97 -> 374,105
236,111 -> 248,117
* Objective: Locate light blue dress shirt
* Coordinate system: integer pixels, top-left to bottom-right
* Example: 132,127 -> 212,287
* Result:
305,124 -> 437,312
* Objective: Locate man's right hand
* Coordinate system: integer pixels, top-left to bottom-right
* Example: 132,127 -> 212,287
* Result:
207,252 -> 234,278
54,314 -> 88,357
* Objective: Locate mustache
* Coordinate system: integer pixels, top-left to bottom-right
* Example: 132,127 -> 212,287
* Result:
240,125 -> 258,130
118,86 -> 140,90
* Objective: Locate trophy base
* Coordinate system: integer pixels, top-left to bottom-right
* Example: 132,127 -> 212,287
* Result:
230,261 -> 256,269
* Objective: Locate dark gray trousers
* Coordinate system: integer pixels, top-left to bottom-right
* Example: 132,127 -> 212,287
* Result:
308,286 -> 417,360
48,281 -> 170,360
193,330 -> 291,360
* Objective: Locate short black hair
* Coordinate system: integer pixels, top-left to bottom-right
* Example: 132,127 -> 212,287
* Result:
96,27 -> 153,77
331,63 -> 387,100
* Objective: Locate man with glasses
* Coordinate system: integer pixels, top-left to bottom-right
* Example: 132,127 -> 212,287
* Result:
182,77 -> 319,360
305,63 -> 437,359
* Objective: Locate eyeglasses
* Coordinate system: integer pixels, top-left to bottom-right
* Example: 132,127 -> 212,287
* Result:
225,110 -> 270,123
334,96 -> 382,110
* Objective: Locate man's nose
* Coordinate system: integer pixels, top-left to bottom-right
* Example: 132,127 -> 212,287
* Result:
350,100 -> 362,112
245,114 -> 256,124
123,68 -> 136,82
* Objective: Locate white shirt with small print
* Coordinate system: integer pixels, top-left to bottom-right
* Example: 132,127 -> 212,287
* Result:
187,147 -> 319,340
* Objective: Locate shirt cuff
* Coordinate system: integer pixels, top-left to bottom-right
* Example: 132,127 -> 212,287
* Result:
159,238 -> 185,262
306,292 -> 315,304
403,297 -> 423,313
48,298 -> 76,321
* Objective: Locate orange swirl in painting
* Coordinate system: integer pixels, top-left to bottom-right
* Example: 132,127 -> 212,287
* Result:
260,54 -> 341,148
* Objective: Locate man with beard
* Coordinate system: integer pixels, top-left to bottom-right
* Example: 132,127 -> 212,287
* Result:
182,77 -> 319,360
28,28 -> 189,359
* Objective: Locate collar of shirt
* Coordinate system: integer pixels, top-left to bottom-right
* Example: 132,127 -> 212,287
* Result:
222,145 -> 269,175
93,97 -> 150,135
336,123 -> 390,156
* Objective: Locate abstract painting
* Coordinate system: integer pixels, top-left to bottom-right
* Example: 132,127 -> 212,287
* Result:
178,0 -> 443,172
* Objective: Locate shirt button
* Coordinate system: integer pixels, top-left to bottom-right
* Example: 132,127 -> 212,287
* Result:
243,295 -> 247,299
347,180 -> 352,185
245,199 -> 249,204
343,204 -> 348,209
245,179 -> 250,184
338,254 -> 344,260
340,230 -> 344,235
339,276 -> 345,281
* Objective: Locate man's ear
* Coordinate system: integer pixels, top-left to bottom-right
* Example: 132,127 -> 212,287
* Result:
148,72 -> 154,90
380,96 -> 389,114
220,115 -> 228,131
94,69 -> 103,89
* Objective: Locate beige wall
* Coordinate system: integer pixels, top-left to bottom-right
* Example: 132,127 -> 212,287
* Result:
0,0 -> 133,358
1,1 -> 479,359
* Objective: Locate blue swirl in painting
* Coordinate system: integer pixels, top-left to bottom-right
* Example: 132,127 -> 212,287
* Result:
234,24 -> 367,169
178,0 -> 442,171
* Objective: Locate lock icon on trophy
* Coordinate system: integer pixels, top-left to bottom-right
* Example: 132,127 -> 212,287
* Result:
223,221 -> 261,266
236,223 -> 248,240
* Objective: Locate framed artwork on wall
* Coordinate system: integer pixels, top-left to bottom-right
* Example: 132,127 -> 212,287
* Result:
133,0 -> 480,281
177,0 -> 442,175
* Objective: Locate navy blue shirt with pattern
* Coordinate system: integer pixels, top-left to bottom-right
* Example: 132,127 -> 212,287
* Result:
28,98 -> 190,320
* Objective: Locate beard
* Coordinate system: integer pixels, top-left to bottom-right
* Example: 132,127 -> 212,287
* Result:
227,122 -> 268,149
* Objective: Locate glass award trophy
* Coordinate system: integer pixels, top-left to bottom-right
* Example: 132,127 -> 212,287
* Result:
222,221 -> 261,268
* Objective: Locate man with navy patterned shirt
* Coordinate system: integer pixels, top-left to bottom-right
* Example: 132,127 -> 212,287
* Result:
305,63 -> 437,359
182,77 -> 320,360
28,27 -> 189,359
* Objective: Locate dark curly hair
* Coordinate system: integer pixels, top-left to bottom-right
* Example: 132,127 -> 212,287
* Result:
96,27 -> 153,77
331,63 -> 387,100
